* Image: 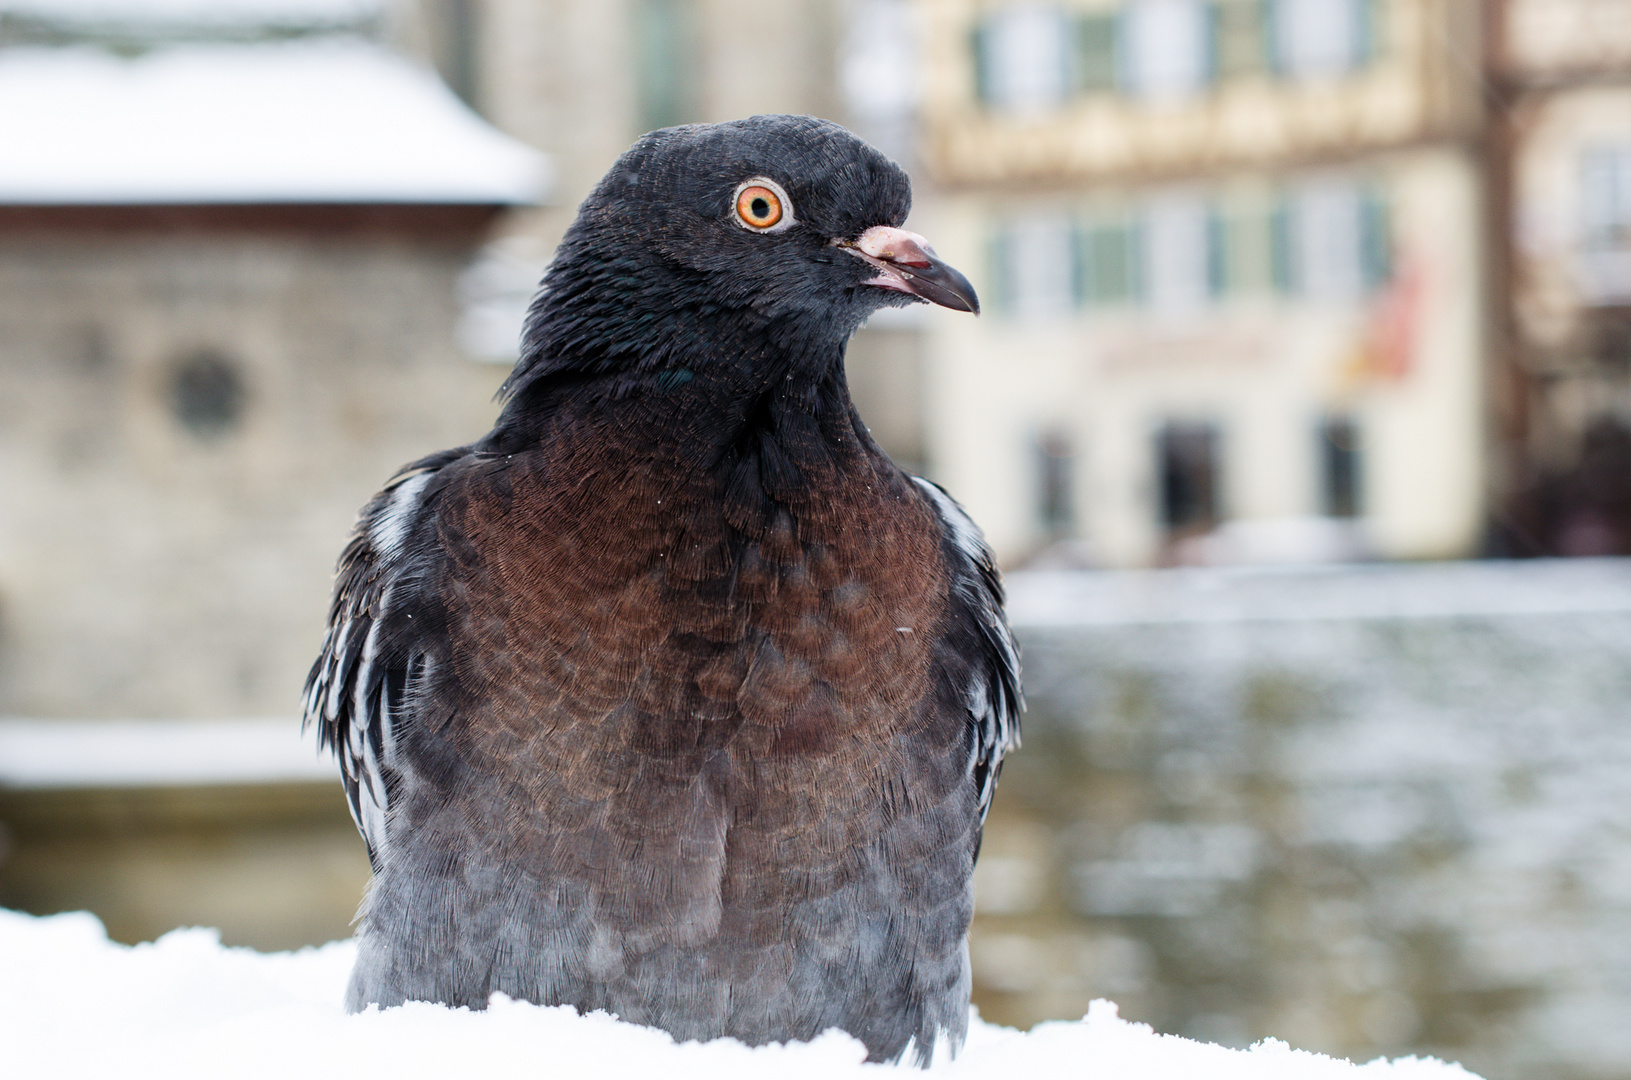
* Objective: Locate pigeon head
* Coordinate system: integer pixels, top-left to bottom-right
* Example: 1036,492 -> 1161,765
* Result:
509,115 -> 977,401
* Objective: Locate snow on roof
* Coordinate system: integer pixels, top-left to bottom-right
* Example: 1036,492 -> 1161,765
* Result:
0,0 -> 379,27
4,909 -> 1483,1080
0,42 -> 551,205
0,718 -> 335,789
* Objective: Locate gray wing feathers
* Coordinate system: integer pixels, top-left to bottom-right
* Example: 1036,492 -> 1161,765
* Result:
910,476 -> 1022,823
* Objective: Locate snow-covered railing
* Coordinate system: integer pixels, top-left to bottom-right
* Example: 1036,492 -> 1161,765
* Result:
0,718 -> 332,790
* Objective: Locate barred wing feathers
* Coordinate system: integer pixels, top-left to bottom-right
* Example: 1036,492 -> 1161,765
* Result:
301,449 -> 462,870
911,476 -> 1022,824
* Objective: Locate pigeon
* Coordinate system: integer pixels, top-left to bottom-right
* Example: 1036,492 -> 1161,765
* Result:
303,114 -> 1020,1066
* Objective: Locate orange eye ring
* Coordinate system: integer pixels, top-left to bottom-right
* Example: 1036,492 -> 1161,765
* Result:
735,185 -> 784,230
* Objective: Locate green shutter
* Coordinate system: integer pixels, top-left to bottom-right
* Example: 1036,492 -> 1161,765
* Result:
972,21 -> 993,105
1204,2 -> 1221,84
1360,190 -> 1392,291
1270,197 -> 1294,295
1263,0 -> 1282,74
1075,13 -> 1119,94
635,0 -> 698,132
1356,0 -> 1380,64
1071,221 -> 1089,308
1207,209 -> 1229,298
988,224 -> 1011,314
1215,0 -> 1268,77
1084,221 -> 1139,306
1127,218 -> 1146,305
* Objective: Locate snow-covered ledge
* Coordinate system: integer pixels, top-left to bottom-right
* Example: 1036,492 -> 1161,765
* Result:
0,718 -> 333,790
3,907 -> 1479,1079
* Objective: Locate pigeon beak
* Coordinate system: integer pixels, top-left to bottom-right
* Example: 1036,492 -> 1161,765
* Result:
837,226 -> 981,315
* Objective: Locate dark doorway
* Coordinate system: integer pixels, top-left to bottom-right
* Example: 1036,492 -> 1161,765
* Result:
1157,421 -> 1221,535
1320,415 -> 1363,518
1037,430 -> 1075,534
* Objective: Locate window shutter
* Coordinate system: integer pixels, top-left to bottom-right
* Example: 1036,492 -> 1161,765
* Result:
971,21 -> 994,106
1207,209 -> 1230,298
988,223 -> 1012,313
1360,190 -> 1392,292
1270,196 -> 1295,295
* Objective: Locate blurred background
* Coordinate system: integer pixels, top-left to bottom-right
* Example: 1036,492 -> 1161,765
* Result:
0,0 -> 1628,1077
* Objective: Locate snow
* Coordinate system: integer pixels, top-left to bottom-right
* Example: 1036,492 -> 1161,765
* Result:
0,718 -> 333,788
1004,557 -> 1631,627
0,908 -> 1481,1079
0,41 -> 551,205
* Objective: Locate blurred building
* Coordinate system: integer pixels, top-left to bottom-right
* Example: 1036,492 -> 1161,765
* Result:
0,0 -> 547,718
911,0 -> 1487,567
0,0 -> 543,946
1491,0 -> 1631,556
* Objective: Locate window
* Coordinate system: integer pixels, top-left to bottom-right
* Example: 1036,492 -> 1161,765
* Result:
1580,147 -> 1631,303
1122,0 -> 1211,100
1141,197 -> 1214,313
169,351 -> 247,439
1293,184 -> 1365,300
1271,0 -> 1372,78
635,0 -> 700,132
992,216 -> 1080,320
974,5 -> 1071,113
1282,182 -> 1390,301
842,0 -> 918,129
1157,421 -> 1222,533
1582,147 -> 1631,250
1037,430 -> 1076,533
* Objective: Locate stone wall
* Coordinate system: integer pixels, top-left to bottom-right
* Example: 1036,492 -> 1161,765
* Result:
0,229 -> 508,717
970,560 -> 1631,1080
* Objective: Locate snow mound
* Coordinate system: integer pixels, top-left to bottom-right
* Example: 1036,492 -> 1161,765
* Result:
0,908 -> 1482,1079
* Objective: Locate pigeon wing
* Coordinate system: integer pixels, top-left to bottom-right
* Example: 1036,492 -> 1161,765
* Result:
302,448 -> 465,870
911,476 -> 1022,826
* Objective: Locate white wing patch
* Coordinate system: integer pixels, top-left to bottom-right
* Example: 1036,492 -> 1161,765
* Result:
371,470 -> 433,559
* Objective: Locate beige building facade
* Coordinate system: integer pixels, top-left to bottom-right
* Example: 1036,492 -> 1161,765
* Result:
911,0 -> 1488,567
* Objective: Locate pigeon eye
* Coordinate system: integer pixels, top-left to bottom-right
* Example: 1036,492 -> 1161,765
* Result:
732,178 -> 793,233
736,186 -> 782,228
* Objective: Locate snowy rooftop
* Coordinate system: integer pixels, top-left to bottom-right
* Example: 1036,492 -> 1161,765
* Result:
0,0 -> 380,28
3,909 -> 1481,1080
0,42 -> 551,205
